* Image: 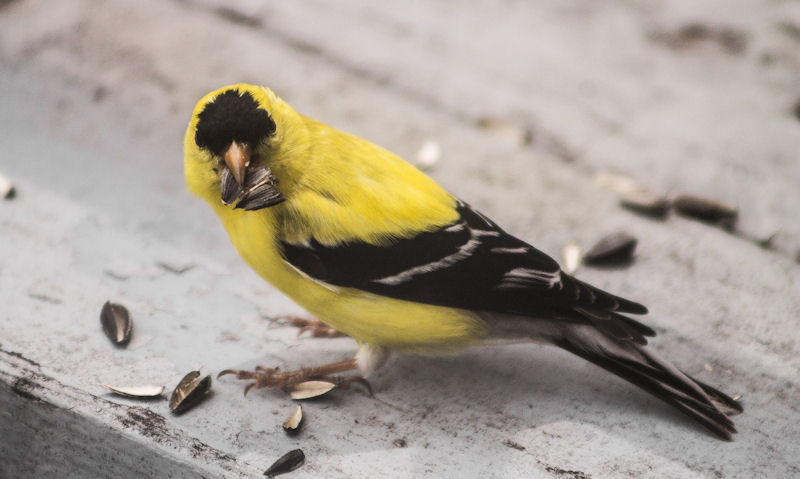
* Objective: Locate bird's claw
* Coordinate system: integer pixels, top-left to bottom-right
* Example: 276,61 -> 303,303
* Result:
218,365 -> 371,397
282,316 -> 346,338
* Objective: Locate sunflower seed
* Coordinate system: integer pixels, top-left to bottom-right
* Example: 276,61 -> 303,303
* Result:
100,301 -> 132,346
413,140 -> 442,170
793,96 -> 800,122
282,404 -> 303,435
593,171 -> 641,195
393,438 -> 407,448
620,190 -> 671,219
288,380 -> 336,400
562,240 -> 582,275
503,439 -> 526,451
264,449 -> 305,477
757,231 -> 778,250
584,232 -> 637,265
169,371 -> 212,414
475,116 -> 533,146
102,384 -> 164,398
673,194 -> 738,229
0,171 -> 15,199
235,167 -> 285,211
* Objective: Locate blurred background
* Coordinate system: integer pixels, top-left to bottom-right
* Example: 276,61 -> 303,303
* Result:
2,1 -> 800,250
2,1 -> 799,477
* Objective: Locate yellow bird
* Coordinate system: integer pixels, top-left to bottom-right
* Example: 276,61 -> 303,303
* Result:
184,84 -> 741,439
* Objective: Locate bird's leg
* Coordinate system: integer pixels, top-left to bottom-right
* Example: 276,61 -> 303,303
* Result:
218,345 -> 388,397
282,315 -> 347,338
218,358 -> 369,396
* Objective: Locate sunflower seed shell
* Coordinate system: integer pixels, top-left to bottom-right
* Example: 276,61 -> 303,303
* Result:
264,449 -> 305,477
620,190 -> 671,218
169,371 -> 212,414
288,380 -> 336,400
0,171 -> 15,199
673,194 -> 738,228
100,301 -> 133,346
102,384 -> 164,398
413,140 -> 442,170
562,240 -> 582,274
282,404 -> 304,435
584,232 -> 638,265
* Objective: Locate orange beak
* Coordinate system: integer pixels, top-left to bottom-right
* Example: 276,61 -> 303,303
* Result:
223,141 -> 250,185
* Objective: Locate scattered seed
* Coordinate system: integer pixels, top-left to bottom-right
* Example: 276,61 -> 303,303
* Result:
288,380 -> 336,400
216,6 -> 263,29
156,260 -> 196,275
792,97 -> 800,122
672,194 -> 738,229
100,301 -> 133,346
413,140 -> 442,170
620,190 -> 671,219
562,240 -> 582,275
503,439 -> 526,451
169,371 -> 212,414
777,21 -> 800,42
393,438 -> 407,448
264,449 -> 305,477
28,292 -> 61,304
703,363 -> 713,372
102,384 -> 164,398
649,22 -> 748,55
282,404 -> 303,436
475,116 -> 533,146
584,232 -> 637,265
0,171 -> 15,199
593,171 -> 641,195
757,231 -> 779,250
717,27 -> 748,55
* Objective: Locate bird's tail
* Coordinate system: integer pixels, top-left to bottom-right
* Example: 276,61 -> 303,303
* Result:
556,325 -> 743,440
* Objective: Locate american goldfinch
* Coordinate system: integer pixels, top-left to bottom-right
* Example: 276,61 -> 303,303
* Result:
184,84 -> 742,440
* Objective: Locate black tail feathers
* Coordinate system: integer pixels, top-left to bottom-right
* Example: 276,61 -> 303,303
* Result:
558,331 -> 742,440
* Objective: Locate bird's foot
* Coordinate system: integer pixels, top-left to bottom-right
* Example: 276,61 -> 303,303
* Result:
218,358 -> 370,396
282,315 -> 346,338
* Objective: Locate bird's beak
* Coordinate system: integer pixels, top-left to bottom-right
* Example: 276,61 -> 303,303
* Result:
223,141 -> 250,186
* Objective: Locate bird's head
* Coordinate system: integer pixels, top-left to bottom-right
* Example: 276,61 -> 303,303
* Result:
184,84 -> 290,211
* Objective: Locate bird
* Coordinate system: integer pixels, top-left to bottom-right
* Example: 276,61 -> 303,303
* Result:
184,83 -> 742,440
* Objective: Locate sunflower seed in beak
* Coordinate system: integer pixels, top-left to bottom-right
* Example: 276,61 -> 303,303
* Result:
220,166 -> 243,205
235,167 -> 284,211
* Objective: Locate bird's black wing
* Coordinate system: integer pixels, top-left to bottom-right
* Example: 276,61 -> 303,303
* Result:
280,200 -> 653,343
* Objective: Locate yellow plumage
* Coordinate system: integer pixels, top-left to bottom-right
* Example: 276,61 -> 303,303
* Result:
184,84 -> 486,350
